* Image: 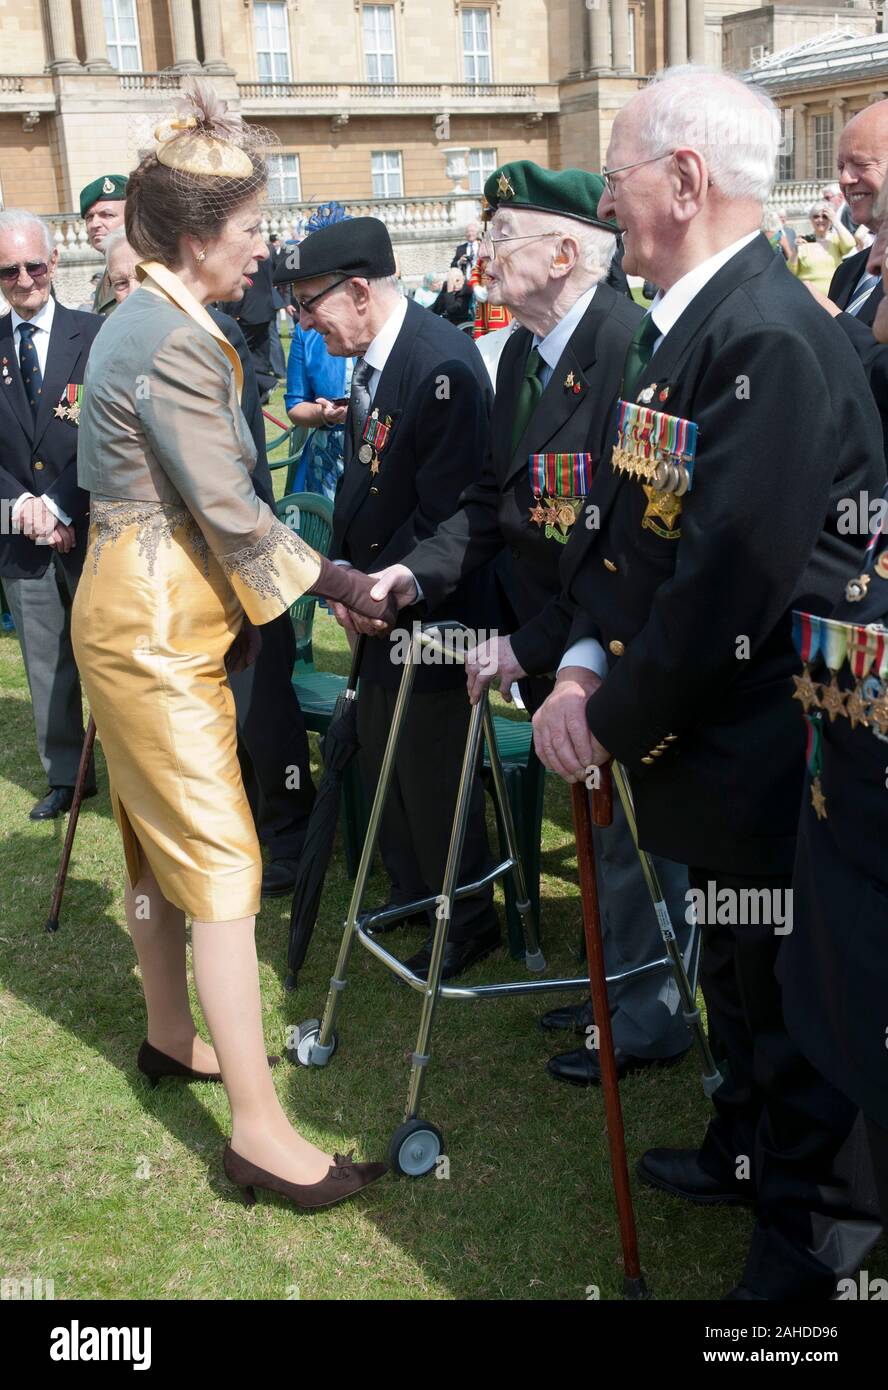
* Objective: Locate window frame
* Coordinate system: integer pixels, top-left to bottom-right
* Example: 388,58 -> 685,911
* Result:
253,0 -> 292,83
103,0 -> 142,73
363,4 -> 398,84
467,147 -> 497,195
371,150 -> 404,199
265,152 -> 302,205
461,6 -> 493,86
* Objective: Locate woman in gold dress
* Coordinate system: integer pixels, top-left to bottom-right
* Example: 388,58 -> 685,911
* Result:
72,85 -> 392,1210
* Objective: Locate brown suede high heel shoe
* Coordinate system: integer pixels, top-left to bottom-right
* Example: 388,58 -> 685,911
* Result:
223,1142 -> 388,1211
138,1039 -> 280,1087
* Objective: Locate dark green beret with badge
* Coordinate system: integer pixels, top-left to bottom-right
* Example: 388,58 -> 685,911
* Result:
79,174 -> 128,218
482,161 -> 617,234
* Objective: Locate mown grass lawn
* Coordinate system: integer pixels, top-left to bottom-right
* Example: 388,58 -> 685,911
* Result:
1,379 -> 883,1302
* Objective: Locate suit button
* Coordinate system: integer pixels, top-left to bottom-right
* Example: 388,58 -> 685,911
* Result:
608,639 -> 625,657
603,558 -> 617,572
641,756 -> 654,765
370,486 -> 379,496
34,460 -> 44,470
369,542 -> 379,553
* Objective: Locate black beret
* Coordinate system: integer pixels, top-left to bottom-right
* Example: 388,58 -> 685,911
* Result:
273,216 -> 396,285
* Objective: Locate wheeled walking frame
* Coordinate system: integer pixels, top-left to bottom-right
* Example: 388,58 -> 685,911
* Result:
289,622 -> 717,1177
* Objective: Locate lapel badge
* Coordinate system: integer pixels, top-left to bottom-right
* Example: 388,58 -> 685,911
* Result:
564,371 -> 575,390
658,386 -> 670,403
638,385 -> 656,404
845,573 -> 870,602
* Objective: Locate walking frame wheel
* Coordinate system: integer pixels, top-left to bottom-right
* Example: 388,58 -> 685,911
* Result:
389,1118 -> 445,1178
288,1018 -> 339,1068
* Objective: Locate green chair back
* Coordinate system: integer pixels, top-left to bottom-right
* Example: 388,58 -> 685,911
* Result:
275,491 -> 334,671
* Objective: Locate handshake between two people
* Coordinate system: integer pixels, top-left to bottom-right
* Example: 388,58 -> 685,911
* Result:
327,562 -> 613,785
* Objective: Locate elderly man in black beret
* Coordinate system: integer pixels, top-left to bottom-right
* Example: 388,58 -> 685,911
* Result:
79,174 -> 128,316
276,217 -> 501,978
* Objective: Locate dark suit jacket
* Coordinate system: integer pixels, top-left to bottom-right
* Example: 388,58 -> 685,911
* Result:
217,256 -> 276,327
402,282 -> 642,682
829,245 -> 884,326
562,233 -> 886,876
207,307 -> 273,508
451,240 -> 480,270
780,510 -> 888,1127
835,309 -> 888,463
0,303 -> 103,579
333,297 -> 495,690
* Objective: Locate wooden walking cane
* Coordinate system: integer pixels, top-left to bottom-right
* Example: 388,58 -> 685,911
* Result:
571,766 -> 649,1300
45,715 -> 96,934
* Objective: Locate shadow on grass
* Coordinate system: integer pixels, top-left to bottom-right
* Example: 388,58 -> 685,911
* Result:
0,692 -> 115,822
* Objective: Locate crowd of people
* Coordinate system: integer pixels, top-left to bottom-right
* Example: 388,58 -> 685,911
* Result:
1,64 -> 887,1299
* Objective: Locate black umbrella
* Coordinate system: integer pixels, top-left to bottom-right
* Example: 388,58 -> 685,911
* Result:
285,636 -> 365,990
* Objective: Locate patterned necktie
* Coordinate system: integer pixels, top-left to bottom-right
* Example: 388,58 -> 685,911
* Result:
622,313 -> 661,399
17,322 -> 43,420
846,271 -> 879,318
349,356 -> 374,459
511,346 -> 543,453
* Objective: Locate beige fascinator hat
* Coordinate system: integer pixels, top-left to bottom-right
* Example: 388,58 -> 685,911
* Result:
154,79 -> 257,177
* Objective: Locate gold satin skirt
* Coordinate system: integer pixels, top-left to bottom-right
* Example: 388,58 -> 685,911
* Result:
71,499 -> 262,920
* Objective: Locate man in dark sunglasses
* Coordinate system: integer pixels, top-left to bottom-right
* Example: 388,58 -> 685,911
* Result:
0,209 -> 103,820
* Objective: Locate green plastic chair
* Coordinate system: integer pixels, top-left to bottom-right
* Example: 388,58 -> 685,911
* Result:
275,490 -> 367,873
267,423 -> 311,494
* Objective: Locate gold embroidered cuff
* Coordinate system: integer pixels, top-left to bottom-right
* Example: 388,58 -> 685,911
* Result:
219,517 -> 322,624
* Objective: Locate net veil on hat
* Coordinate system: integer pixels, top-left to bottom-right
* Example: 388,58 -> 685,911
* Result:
149,78 -> 277,215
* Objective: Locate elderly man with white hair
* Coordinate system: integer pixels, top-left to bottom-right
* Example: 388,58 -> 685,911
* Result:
532,67 -> 886,1299
371,160 -> 694,1082
0,209 -> 103,818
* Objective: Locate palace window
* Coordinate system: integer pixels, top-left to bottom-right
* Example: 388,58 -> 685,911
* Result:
103,0 -> 141,72
462,8 -> 492,85
266,153 -> 301,204
468,148 -> 497,194
372,151 -> 404,198
814,113 -> 834,181
254,1 -> 292,82
363,5 -> 397,83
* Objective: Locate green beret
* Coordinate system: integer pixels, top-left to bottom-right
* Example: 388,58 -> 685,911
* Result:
79,174 -> 128,218
483,161 -> 617,234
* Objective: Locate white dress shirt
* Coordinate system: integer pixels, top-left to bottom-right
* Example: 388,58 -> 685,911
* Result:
10,296 -> 72,530
362,294 -> 409,404
558,231 -> 760,680
532,284 -> 597,388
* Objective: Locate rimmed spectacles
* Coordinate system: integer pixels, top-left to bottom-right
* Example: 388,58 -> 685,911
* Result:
481,230 -> 563,261
295,276 -> 351,314
0,260 -> 50,283
602,152 -> 675,196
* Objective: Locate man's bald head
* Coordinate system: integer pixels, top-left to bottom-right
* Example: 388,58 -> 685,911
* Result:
837,100 -> 888,229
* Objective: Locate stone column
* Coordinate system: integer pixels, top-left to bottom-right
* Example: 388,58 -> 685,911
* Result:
612,0 -> 631,71
81,0 -> 113,71
46,0 -> 80,72
666,0 -> 688,65
687,0 -> 706,64
830,96 -> 845,173
589,0 -> 612,72
793,103 -> 808,183
170,0 -> 202,72
200,0 -> 232,73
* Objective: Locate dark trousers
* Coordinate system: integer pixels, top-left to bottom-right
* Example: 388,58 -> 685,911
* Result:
357,679 -> 494,941
690,866 -> 880,1298
5,555 -> 95,790
241,319 -> 276,398
230,613 -> 315,860
865,1116 -> 888,1225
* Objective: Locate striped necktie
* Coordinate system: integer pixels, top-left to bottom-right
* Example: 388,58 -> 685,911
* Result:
846,271 -> 879,318
349,356 -> 374,460
17,322 -> 43,419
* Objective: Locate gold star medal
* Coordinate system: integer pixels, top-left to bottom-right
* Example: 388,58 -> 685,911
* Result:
819,676 -> 847,723
810,777 -> 827,821
54,402 -> 69,420
845,683 -> 870,730
641,483 -> 682,539
791,668 -> 821,715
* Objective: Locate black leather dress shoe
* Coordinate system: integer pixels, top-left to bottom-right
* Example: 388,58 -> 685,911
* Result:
404,922 -> 501,981
637,1147 -> 755,1206
365,903 -> 431,934
547,1043 -> 689,1086
30,786 -> 97,821
261,858 -> 301,897
540,997 -> 593,1034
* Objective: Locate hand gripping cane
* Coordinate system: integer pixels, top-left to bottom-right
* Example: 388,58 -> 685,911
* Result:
571,769 -> 649,1300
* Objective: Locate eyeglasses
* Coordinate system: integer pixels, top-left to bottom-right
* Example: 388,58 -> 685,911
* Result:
0,261 -> 50,284
295,276 -> 351,313
481,231 -> 563,262
602,152 -> 675,196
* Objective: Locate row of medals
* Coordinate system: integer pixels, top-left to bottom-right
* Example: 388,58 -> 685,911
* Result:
611,445 -> 692,496
793,664 -> 888,735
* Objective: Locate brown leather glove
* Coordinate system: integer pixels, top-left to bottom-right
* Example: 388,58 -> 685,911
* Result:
308,556 -> 398,629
